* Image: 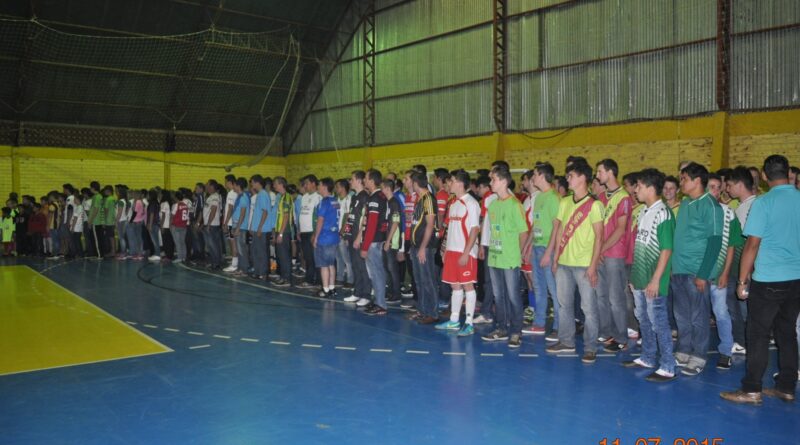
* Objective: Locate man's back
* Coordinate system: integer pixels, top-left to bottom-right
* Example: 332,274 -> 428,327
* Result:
744,185 -> 800,282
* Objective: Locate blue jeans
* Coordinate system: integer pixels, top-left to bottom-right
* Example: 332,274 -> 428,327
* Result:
171,227 -> 187,260
148,225 -> 161,256
236,230 -> 250,272
205,226 -> 222,267
49,228 -> 60,254
117,221 -> 128,255
490,267 -> 523,335
480,246 -> 495,317
597,257 -> 629,342
532,246 -> 559,329
336,239 -> 354,284
410,247 -> 437,318
727,280 -> 748,345
710,283 -> 734,355
633,290 -> 676,373
556,265 -> 600,352
127,222 -> 143,256
671,274 -> 710,365
365,243 -> 387,308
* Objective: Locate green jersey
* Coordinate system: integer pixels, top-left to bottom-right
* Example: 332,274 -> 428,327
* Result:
487,195 -> 528,269
631,200 -> 675,296
532,189 -> 559,247
710,204 -> 744,283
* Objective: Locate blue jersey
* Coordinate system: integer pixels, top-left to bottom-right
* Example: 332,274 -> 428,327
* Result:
232,191 -> 250,227
316,196 -> 340,246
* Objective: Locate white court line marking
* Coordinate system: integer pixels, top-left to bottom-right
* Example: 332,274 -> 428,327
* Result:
270,341 -> 290,346
370,348 -> 392,353
335,346 -> 356,351
126,321 -> 138,325
189,344 -> 211,350
213,334 -> 231,339
240,338 -> 260,343
187,331 -> 204,336
164,328 -> 180,333
480,353 -> 503,357
302,343 -> 322,348
556,354 -> 579,358
443,352 -> 466,356
143,324 -> 158,329
406,350 -> 429,355
519,354 -> 539,358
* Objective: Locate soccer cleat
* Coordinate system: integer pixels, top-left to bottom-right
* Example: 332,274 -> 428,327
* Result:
435,320 -> 461,331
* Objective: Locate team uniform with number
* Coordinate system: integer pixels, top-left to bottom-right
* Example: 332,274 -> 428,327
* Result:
442,194 -> 481,284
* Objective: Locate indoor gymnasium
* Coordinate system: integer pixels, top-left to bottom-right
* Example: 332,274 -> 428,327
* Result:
2,0 -> 800,444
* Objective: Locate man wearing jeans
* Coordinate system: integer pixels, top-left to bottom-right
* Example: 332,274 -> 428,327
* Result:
527,162 -> 560,339
408,171 -> 438,324
480,167 -> 529,348
595,159 -> 634,353
248,176 -> 271,279
359,169 -> 388,315
203,182 -> 223,270
671,162 -> 723,376
624,168 -> 677,382
722,155 -> 800,405
707,174 -> 744,370
546,161 -> 605,364
230,178 -> 250,276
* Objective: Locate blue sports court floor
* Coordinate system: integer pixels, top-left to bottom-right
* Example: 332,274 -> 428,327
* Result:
1,258 -> 798,444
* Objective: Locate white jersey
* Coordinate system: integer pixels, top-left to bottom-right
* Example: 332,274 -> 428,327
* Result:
160,202 -> 171,229
337,193 -> 352,231
445,193 -> 481,257
522,190 -> 538,230
225,190 -> 238,226
480,193 -> 498,247
735,195 -> 756,229
299,191 -> 321,233
71,205 -> 86,233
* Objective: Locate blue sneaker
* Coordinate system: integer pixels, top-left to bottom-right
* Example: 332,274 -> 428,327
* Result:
457,324 -> 475,337
435,320 -> 461,331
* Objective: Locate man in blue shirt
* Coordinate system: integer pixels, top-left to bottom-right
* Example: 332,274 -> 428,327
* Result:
230,178 -> 251,276
313,178 -> 340,299
248,175 -> 271,280
721,155 -> 800,405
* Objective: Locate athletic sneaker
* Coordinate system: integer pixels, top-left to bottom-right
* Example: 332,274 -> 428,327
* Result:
545,330 -> 559,342
148,255 -> 161,262
317,290 -> 328,298
273,279 -> 291,287
223,265 -> 237,273
298,281 -> 315,289
681,364 -> 703,376
472,314 -> 493,325
521,326 -> 545,335
622,358 -> 655,369
457,324 -> 474,337
325,289 -> 337,299
356,298 -> 371,307
435,320 -> 461,331
603,340 -> 628,353
508,334 -> 522,348
481,330 -> 509,342
365,305 -> 387,316
581,352 -> 597,364
343,295 -> 360,303
732,342 -> 746,355
400,299 -> 415,309
627,328 -> 640,340
545,342 -> 575,353
400,285 -> 414,297
646,369 -> 677,383
716,355 -> 732,370
386,296 -> 401,305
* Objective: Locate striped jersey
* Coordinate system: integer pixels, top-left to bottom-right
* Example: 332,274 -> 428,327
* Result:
631,200 -> 675,296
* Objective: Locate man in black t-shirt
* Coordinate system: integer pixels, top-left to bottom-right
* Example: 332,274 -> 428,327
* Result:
360,169 -> 388,315
342,171 -> 371,307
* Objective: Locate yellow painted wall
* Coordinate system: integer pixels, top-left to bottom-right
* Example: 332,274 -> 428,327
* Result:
0,146 -> 286,200
2,109 -> 798,198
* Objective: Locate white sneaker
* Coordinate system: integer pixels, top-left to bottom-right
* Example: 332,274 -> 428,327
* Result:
732,342 -> 746,355
223,265 -> 238,273
356,298 -> 371,307
473,314 -> 493,325
148,255 -> 161,262
633,357 -> 655,369
628,328 -> 640,339
343,295 -> 359,303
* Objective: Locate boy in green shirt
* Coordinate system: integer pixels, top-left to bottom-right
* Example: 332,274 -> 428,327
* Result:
545,161 -> 605,364
480,167 -> 529,348
623,168 -> 677,382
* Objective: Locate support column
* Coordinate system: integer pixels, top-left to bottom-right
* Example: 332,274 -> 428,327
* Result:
362,0 -> 376,147
711,111 -> 729,171
492,0 -> 507,132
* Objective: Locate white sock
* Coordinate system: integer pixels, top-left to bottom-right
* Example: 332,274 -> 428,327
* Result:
465,290 -> 477,325
450,290 -> 465,322
231,257 -> 238,267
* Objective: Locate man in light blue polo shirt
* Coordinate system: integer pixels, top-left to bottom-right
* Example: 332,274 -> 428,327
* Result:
721,155 -> 800,405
